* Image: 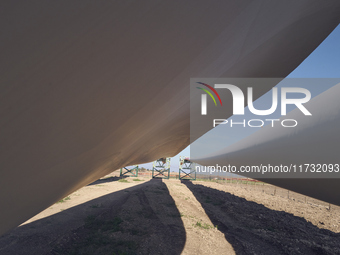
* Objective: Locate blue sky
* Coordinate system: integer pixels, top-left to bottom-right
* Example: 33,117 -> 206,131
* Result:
288,24 -> 340,78
139,24 -> 340,172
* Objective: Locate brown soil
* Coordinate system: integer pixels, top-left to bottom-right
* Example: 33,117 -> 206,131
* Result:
0,174 -> 339,255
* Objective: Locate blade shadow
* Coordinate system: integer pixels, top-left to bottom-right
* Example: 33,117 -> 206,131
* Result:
0,179 -> 186,255
181,180 -> 340,255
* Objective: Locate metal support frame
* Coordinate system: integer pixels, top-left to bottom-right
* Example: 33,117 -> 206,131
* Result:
152,158 -> 171,179
179,156 -> 196,180
120,165 -> 138,177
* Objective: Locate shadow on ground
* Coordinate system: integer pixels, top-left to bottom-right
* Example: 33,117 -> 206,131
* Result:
87,176 -> 126,186
0,179 -> 186,255
182,180 -> 340,255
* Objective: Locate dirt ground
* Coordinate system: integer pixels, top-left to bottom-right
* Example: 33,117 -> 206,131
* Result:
0,173 -> 340,255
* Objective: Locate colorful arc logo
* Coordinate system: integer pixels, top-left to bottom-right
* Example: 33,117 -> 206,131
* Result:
196,82 -> 222,106
196,82 -> 222,115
